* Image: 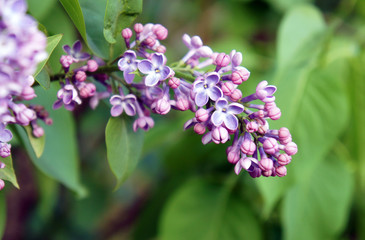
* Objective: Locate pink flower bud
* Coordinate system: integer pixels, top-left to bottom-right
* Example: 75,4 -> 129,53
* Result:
276,166 -> 287,177
197,46 -> 213,58
0,143 -> 11,158
262,170 -> 272,177
263,137 -> 279,155
285,142 -> 298,156
264,102 -> 276,111
144,37 -> 156,47
194,123 -> 206,135
221,82 -> 235,96
176,98 -> 189,111
278,127 -> 291,142
240,139 -> 256,155
21,86 -> 36,100
227,151 -> 240,164
246,121 -> 258,133
155,98 -> 171,115
156,45 -> 166,53
0,179 -> 4,191
45,118 -> 53,125
134,23 -> 143,33
232,52 -> 242,66
195,108 -> 209,122
75,71 -> 87,82
191,36 -> 203,48
214,53 -> 230,68
153,24 -> 168,40
231,68 -> 250,85
258,124 -> 268,135
33,127 -> 44,138
229,89 -> 242,102
122,28 -> 133,39
60,55 -> 73,68
280,136 -> 292,145
259,157 -> 273,171
168,77 -> 180,89
268,107 -> 281,120
87,60 -> 99,72
212,126 -> 229,144
277,153 -> 291,166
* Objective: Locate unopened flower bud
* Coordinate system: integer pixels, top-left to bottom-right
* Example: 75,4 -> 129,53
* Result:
0,143 -> 11,158
246,121 -> 258,133
153,24 -> 168,40
194,123 -> 206,135
75,71 -> 87,82
176,98 -> 189,111
262,170 -> 273,177
122,28 -> 133,39
87,60 -> 98,72
259,157 -> 273,171
197,46 -> 213,58
263,137 -> 279,155
21,86 -> 36,100
214,53 -> 230,68
278,127 -> 291,142
232,52 -> 242,66
241,139 -> 256,155
231,68 -> 250,85
134,23 -> 143,33
60,55 -> 73,68
222,82 -> 235,96
156,45 -> 166,53
33,127 -> 44,138
195,108 -> 209,122
285,142 -> 298,156
230,89 -> 242,102
144,37 -> 156,47
277,153 -> 291,166
168,77 -> 180,89
0,179 -> 4,191
268,107 -> 281,120
155,98 -> 171,115
276,166 -> 287,177
212,126 -> 229,144
264,102 -> 276,111
191,36 -> 203,48
227,151 -> 240,164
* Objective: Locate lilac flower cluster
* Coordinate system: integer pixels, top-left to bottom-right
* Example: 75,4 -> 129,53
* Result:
54,23 -> 297,178
0,0 -> 49,190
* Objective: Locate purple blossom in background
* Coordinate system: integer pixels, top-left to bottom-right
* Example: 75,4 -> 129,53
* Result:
63,40 -> 90,62
110,94 -> 137,117
118,50 -> 139,84
211,98 -> 244,130
193,72 -> 223,107
53,84 -> 82,111
138,53 -> 172,86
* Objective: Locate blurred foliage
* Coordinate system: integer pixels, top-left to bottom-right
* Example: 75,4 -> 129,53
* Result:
0,0 -> 364,239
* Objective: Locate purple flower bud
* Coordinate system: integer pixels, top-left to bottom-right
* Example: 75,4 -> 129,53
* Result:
176,97 -> 189,111
212,126 -> 229,144
21,86 -> 36,100
191,36 -> 203,48
229,89 -> 242,102
246,121 -> 258,133
75,71 -> 87,82
154,98 -> 171,115
168,77 -> 180,89
279,127 -> 291,142
133,116 -> 154,132
263,137 -> 279,155
264,102 -> 276,111
221,81 -> 235,96
194,123 -> 206,135
195,108 -> 210,122
12,103 -> 36,125
258,124 -> 268,135
0,179 -> 4,191
277,153 -> 291,166
249,168 -> 262,178
255,81 -> 277,103
241,139 -> 256,155
144,36 -> 156,47
87,60 -> 99,72
231,52 -> 242,66
0,143 -> 11,158
262,170 -> 272,177
78,83 -> 96,98
268,107 -> 281,120
214,53 -> 230,68
276,166 -> 287,177
259,157 -> 274,171
122,28 -> 133,39
231,68 -> 250,85
227,150 -> 240,164
134,23 -> 144,33
156,45 -> 166,53
60,55 -> 73,69
285,142 -> 298,156
197,46 -> 213,58
153,24 -> 168,40
33,126 -> 44,138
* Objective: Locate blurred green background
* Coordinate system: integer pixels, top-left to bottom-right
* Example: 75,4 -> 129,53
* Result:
1,0 -> 365,239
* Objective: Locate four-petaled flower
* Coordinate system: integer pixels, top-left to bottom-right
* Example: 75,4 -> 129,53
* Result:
211,97 -> 244,130
118,50 -> 139,84
53,84 -> 82,111
0,123 -> 12,144
63,41 -> 90,62
110,94 -> 137,117
193,72 -> 222,107
138,53 -> 172,87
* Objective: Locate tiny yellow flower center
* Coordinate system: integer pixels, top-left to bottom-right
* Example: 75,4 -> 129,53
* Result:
222,108 -> 227,112
204,84 -> 208,89
155,69 -> 160,73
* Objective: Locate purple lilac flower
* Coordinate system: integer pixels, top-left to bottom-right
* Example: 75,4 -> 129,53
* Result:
110,93 -> 137,117
53,83 -> 82,111
118,50 -> 139,84
193,72 -> 223,107
211,98 -> 244,131
63,40 -> 90,62
138,53 -> 172,87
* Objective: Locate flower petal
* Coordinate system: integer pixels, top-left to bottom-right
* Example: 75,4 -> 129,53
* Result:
63,45 -> 71,55
211,111 -> 224,127
205,72 -> 220,86
195,91 -> 209,107
0,128 -> 12,143
109,95 -> 123,105
215,97 -> 228,110
151,53 -> 165,66
224,114 -> 238,130
73,40 -> 82,53
124,103 -> 136,116
123,70 -> 135,84
138,60 -> 154,74
124,50 -> 136,60
159,66 -> 172,80
208,86 -> 222,101
227,103 -> 244,114
264,85 -> 277,95
144,73 -> 160,87
111,105 -> 123,117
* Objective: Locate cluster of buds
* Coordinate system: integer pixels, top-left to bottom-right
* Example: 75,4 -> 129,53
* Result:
0,0 -> 49,190
54,22 -> 297,178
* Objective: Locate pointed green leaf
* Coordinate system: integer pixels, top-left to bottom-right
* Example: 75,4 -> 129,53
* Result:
104,0 -> 142,44
34,69 -> 50,90
0,192 -> 5,238
23,125 -> 45,158
59,0 -> 87,44
159,177 -> 263,240
105,116 -> 144,189
0,156 -> 19,189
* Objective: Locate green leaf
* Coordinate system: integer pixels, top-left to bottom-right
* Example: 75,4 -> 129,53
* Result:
23,125 -> 45,158
28,0 -> 58,20
34,34 -> 63,88
159,177 -> 263,240
282,152 -> 354,240
0,192 -> 5,238
59,0 -> 87,44
35,69 -> 50,90
105,116 -> 144,189
17,83 -> 86,197
0,156 -> 19,189
79,0 -> 109,58
104,0 -> 142,44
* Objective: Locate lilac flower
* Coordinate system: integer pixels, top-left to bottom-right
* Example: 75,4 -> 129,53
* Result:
181,34 -> 213,62
110,94 -> 137,117
133,116 -> 154,132
138,53 -> 172,87
211,98 -> 244,131
193,72 -> 223,107
63,40 -> 90,62
0,123 -> 12,144
241,80 -> 277,103
118,50 -> 139,84
53,84 -> 82,111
